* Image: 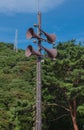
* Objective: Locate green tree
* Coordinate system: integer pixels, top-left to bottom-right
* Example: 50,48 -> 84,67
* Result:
0,42 -> 36,130
42,40 -> 84,130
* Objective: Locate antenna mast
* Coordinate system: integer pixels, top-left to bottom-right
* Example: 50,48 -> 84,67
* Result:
14,29 -> 18,52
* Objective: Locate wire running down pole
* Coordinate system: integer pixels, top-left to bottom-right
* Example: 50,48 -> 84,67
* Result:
36,11 -> 42,130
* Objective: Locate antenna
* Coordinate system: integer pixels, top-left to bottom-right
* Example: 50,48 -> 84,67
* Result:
14,29 -> 18,52
36,0 -> 40,13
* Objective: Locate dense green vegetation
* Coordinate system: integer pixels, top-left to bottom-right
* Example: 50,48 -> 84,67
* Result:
0,41 -> 84,130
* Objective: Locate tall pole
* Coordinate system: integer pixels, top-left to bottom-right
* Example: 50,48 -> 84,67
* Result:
36,11 -> 42,130
14,29 -> 18,52
25,6 -> 56,130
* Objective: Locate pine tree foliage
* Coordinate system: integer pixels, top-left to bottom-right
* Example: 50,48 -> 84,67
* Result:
0,42 -> 36,130
42,40 -> 84,130
0,41 -> 84,130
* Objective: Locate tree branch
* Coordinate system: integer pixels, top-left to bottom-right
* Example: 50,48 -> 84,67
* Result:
43,103 -> 70,112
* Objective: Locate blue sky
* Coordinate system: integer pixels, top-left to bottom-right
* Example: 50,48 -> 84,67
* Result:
0,0 -> 84,50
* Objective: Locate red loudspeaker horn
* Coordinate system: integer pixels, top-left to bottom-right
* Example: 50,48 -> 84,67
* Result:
40,29 -> 56,43
26,28 -> 41,39
25,45 -> 42,57
41,46 -> 57,60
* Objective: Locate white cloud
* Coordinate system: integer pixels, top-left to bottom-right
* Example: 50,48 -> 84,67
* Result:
0,0 -> 65,14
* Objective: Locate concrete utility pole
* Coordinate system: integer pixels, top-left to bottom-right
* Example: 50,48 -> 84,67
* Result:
25,9 -> 57,130
36,11 -> 42,130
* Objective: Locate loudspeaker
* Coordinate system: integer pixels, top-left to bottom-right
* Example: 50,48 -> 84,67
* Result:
25,45 -> 42,57
41,46 -> 57,60
40,29 -> 56,43
26,28 -> 41,39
